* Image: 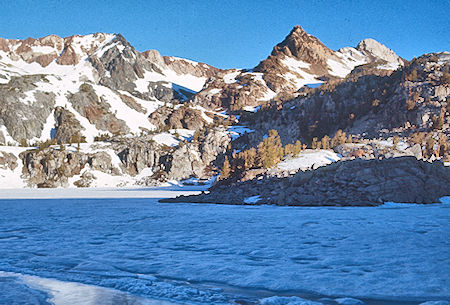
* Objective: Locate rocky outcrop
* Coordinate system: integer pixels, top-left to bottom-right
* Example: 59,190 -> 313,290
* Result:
15,126 -> 232,188
53,107 -> 84,143
0,75 -> 55,142
0,33 -> 112,68
0,151 -> 18,171
164,56 -> 220,78
148,105 -> 212,130
109,137 -> 163,176
162,157 -> 450,206
166,127 -> 231,180
193,70 -> 275,110
19,147 -> 118,188
68,83 -> 129,135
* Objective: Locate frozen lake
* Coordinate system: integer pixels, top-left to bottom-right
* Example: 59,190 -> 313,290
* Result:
0,189 -> 449,305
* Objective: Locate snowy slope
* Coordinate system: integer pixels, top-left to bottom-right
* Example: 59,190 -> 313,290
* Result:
0,33 -> 217,144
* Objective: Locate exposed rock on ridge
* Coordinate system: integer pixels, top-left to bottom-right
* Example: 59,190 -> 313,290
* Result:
193,25 -> 406,111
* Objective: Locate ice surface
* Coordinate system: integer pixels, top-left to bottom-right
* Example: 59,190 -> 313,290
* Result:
0,192 -> 448,304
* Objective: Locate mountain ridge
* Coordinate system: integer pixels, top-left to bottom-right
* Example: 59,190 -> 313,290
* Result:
0,26 -> 447,190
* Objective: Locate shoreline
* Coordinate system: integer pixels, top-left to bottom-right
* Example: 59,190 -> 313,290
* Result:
0,185 -> 207,200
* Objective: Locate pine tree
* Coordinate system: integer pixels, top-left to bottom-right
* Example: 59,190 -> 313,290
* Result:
331,130 -> 347,148
321,135 -> 330,149
311,137 -> 319,149
257,129 -> 283,168
393,135 -> 399,150
220,156 -> 231,179
243,148 -> 257,170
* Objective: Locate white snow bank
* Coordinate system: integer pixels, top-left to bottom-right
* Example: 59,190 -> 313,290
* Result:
327,58 -> 353,78
0,271 -> 177,305
152,132 -> 180,147
277,149 -> 341,172
243,105 -> 261,113
223,70 -> 241,84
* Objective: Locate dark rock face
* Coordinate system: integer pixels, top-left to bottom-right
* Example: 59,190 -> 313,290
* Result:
162,157 -> 450,206
110,137 -> 163,176
92,34 -> 146,93
0,75 -> 56,142
53,107 -> 84,143
68,83 -> 129,135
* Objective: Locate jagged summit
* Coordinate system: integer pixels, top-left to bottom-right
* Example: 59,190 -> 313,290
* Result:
356,38 -> 405,66
193,25 -> 408,111
269,25 -> 335,63
0,33 -> 117,67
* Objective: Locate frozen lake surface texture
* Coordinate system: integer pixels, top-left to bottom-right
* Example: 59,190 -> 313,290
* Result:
0,187 -> 449,305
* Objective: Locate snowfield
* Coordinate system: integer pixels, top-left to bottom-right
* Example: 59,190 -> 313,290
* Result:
0,188 -> 449,305
277,150 -> 341,172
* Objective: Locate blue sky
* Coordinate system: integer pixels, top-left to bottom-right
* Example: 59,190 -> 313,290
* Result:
0,0 -> 448,69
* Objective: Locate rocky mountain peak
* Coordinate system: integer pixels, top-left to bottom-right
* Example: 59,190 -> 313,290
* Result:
269,25 -> 335,63
141,49 -> 166,69
356,38 -> 405,66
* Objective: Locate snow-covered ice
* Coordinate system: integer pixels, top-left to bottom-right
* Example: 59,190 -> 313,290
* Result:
0,190 -> 448,304
0,271 -> 177,305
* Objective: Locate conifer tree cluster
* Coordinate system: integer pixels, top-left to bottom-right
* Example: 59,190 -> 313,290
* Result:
311,130 -> 352,149
219,130 -> 302,180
